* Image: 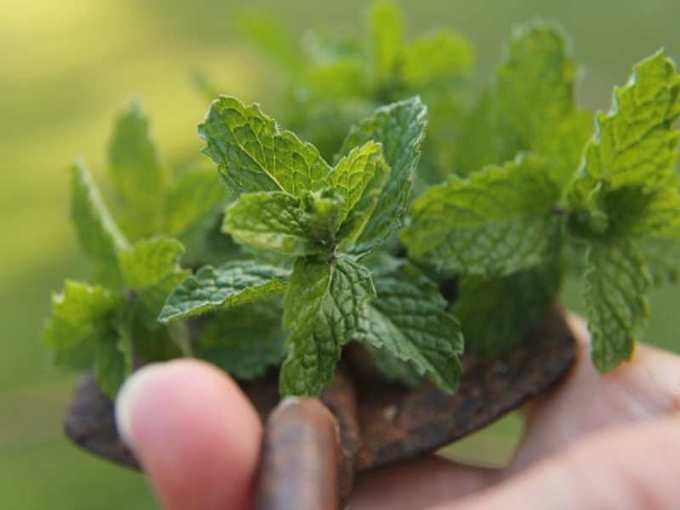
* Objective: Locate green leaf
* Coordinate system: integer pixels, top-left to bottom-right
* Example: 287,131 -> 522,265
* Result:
44,281 -> 120,360
164,168 -> 228,235
401,31 -> 474,88
280,256 -> 375,395
119,238 -> 186,291
369,0 -> 404,86
119,238 -> 190,328
71,162 -> 129,287
159,261 -> 289,323
355,263 -> 463,392
93,326 -> 131,397
340,97 -> 427,250
195,301 -> 285,380
224,191 -> 338,255
109,101 -> 167,239
199,96 -> 331,195
570,51 -> 680,216
328,141 -> 388,228
403,155 -> 562,277
371,347 -> 424,388
457,23 -> 590,182
44,280 -> 131,396
584,240 -> 652,372
455,265 -> 560,359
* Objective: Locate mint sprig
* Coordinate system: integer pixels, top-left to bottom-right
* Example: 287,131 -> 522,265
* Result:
188,95 -> 444,395
404,40 -> 680,373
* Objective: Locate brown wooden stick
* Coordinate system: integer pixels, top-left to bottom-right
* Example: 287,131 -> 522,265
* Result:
254,398 -> 341,510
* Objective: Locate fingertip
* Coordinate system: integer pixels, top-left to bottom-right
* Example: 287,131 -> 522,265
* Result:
115,359 -> 262,510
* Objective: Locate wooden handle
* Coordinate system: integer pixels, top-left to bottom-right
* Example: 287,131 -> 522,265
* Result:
254,398 -> 341,510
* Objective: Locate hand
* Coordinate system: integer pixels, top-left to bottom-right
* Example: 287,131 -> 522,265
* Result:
115,316 -> 680,510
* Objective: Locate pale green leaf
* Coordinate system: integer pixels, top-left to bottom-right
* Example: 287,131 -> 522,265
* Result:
109,101 -> 167,238
199,96 -> 331,195
340,97 -> 427,250
401,31 -> 474,88
280,256 -> 375,395
355,263 -> 463,392
93,327 -> 130,397
44,281 -> 120,355
164,168 -> 228,235
159,261 -> 289,323
71,162 -> 129,287
119,238 -> 185,291
224,191 -> 337,255
457,23 -> 590,183
584,240 -> 652,372
328,141 -> 388,227
196,301 -> 285,380
403,155 -> 562,277
570,51 -> 680,215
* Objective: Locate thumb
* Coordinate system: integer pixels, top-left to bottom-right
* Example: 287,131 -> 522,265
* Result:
115,360 -> 262,510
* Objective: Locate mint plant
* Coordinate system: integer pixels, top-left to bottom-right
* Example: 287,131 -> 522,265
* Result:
234,0 -> 473,184
46,2 -> 680,401
403,49 -> 680,372
159,96 -> 463,396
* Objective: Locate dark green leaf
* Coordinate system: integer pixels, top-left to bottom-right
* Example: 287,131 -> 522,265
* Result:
355,263 -> 463,392
280,256 -> 375,395
159,261 -> 289,323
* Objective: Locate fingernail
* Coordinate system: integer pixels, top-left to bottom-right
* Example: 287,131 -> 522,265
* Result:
115,363 -> 166,448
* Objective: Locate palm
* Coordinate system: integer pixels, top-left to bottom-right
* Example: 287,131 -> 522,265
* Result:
350,316 -> 680,509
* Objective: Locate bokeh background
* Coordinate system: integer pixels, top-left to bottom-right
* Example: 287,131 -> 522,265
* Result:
1,0 -> 678,508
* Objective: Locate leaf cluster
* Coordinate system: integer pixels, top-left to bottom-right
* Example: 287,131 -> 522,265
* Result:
46,2 -> 680,398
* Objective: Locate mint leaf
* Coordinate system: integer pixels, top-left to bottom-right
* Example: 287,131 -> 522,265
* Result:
457,23 -> 590,182
224,191 -> 339,255
119,238 -> 186,291
403,155 -> 562,277
109,101 -> 167,239
401,31 -> 474,88
369,0 -> 403,86
371,347 -> 423,388
195,301 -> 285,380
159,261 -> 289,323
93,327 -> 131,397
165,168 -> 228,235
328,141 -> 388,227
455,265 -> 560,358
355,263 -> 463,392
280,256 -> 375,395
570,51 -> 680,220
71,162 -> 129,287
584,240 -> 652,373
44,280 -> 129,396
340,97 -> 427,250
199,96 -> 331,195
45,281 -> 120,361
118,238 -> 190,328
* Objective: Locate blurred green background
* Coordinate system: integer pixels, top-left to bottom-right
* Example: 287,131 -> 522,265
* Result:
1,0 -> 678,508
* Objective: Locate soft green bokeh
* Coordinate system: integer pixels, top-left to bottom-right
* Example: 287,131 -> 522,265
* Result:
1,0 -> 677,507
